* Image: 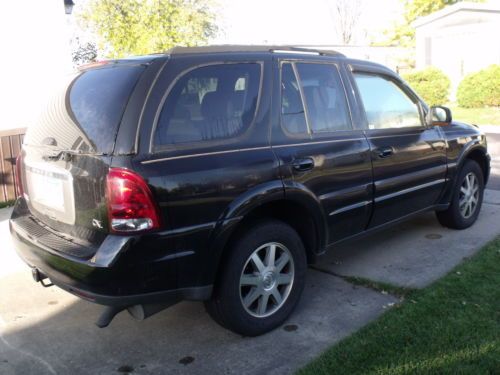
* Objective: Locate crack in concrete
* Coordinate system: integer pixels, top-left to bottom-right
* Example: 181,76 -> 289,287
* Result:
309,265 -> 405,298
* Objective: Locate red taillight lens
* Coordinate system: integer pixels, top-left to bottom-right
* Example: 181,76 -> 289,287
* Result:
106,168 -> 161,233
15,153 -> 24,198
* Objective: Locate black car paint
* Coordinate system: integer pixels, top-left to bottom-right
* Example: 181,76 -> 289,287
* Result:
10,48 -> 490,316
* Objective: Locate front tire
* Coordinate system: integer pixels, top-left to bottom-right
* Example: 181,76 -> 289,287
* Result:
436,159 -> 484,229
205,220 -> 307,336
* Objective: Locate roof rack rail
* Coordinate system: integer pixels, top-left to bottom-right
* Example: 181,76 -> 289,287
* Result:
164,45 -> 345,57
270,46 -> 344,57
271,49 -> 321,56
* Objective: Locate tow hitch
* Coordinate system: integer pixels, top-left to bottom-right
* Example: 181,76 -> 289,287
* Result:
31,268 -> 54,287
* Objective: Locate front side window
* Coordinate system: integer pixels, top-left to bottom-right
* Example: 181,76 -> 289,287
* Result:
154,63 -> 261,147
354,73 -> 422,130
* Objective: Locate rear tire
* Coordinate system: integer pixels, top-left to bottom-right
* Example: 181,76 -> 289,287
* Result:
205,220 -> 307,336
436,159 -> 484,229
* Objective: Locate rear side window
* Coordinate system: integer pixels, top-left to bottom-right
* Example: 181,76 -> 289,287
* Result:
296,63 -> 351,132
24,65 -> 145,154
280,62 -> 351,136
154,63 -> 261,148
353,73 -> 422,130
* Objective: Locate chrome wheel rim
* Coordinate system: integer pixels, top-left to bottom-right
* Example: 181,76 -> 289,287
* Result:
239,242 -> 295,318
459,172 -> 479,219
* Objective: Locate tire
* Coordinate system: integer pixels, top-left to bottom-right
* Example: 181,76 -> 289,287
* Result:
205,219 -> 307,336
436,159 -> 484,229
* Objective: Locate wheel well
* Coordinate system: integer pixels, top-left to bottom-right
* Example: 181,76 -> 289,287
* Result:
223,200 -> 320,265
466,149 -> 489,184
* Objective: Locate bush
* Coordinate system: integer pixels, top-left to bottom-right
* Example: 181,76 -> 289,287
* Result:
457,65 -> 500,108
402,67 -> 451,106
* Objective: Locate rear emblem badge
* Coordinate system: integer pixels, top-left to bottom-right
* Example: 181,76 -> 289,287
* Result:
92,219 -> 103,229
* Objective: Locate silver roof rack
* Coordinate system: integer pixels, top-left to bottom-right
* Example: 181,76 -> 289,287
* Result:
165,45 -> 344,57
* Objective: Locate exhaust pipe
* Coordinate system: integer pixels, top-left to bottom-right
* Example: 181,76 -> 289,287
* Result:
96,297 -> 181,328
127,299 -> 180,321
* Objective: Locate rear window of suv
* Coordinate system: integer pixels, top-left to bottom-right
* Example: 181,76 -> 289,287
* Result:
154,63 -> 261,148
24,65 -> 145,154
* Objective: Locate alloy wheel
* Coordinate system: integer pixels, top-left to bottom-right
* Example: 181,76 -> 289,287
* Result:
239,242 -> 295,318
459,172 -> 479,219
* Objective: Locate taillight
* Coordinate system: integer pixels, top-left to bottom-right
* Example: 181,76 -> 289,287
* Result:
15,153 -> 24,198
106,168 -> 161,233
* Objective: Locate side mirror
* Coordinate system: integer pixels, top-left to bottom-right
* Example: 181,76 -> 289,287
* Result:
426,106 -> 452,126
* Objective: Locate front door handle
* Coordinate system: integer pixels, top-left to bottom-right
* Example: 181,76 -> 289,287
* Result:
292,158 -> 315,172
377,147 -> 394,158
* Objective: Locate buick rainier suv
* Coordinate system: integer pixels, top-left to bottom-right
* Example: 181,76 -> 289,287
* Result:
10,46 -> 490,336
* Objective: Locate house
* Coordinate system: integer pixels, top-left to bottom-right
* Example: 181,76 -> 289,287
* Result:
0,0 -> 74,132
413,1 -> 500,97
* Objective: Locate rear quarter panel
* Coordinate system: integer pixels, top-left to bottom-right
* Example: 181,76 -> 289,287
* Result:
119,53 -> 281,288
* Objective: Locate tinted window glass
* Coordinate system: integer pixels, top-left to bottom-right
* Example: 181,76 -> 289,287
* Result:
25,65 -> 145,154
154,63 -> 261,147
354,73 -> 422,130
281,63 -> 308,134
296,63 -> 351,132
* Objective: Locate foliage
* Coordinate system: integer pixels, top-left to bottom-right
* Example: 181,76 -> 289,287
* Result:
72,37 -> 98,66
402,67 -> 450,106
383,0 -> 484,47
457,65 -> 500,108
79,0 -> 217,58
299,238 -> 500,374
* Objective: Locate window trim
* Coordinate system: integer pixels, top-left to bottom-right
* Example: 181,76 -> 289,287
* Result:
279,61 -> 311,139
149,61 -> 264,154
292,62 -> 313,137
352,71 -> 426,132
278,59 -> 354,139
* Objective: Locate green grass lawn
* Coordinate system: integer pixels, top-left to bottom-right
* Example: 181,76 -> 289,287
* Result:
449,105 -> 500,126
298,239 -> 500,375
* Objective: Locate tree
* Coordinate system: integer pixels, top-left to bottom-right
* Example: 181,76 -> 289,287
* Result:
79,0 -> 217,58
72,37 -> 98,66
383,0 -> 484,47
327,0 -> 362,45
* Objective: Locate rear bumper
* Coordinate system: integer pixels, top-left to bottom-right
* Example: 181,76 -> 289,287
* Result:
35,267 -> 211,308
9,205 -> 212,307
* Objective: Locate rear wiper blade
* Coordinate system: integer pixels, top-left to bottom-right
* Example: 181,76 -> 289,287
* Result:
42,151 -> 63,161
42,149 -> 104,161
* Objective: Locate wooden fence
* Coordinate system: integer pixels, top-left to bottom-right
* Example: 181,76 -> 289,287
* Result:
0,128 -> 26,202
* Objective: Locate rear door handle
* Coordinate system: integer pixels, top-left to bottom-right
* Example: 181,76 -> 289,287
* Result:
292,158 -> 315,171
377,147 -> 394,158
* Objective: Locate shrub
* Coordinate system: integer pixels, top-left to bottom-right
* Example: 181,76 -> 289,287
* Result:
402,67 -> 451,106
457,65 -> 500,108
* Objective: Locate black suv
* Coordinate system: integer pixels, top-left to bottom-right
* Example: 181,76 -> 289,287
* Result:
10,46 -> 490,336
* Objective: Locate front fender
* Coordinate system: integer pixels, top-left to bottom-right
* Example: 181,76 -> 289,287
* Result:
440,140 -> 489,204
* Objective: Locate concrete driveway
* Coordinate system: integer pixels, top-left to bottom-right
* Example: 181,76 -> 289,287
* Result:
1,130 -> 500,375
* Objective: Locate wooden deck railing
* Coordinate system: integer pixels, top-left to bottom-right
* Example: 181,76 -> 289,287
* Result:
0,128 -> 26,202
